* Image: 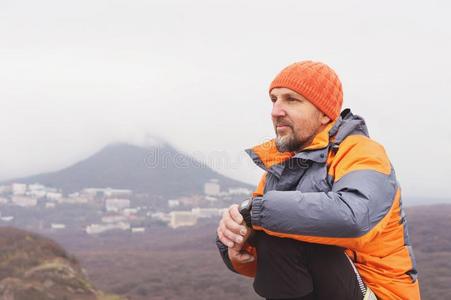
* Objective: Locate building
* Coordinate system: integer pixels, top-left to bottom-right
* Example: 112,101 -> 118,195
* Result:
59,196 -> 88,204
12,183 -> 27,195
105,198 -> 130,212
168,199 -> 180,208
28,190 -> 46,198
205,195 -> 218,202
103,188 -> 132,198
102,215 -> 127,223
0,185 -> 12,194
28,183 -> 46,191
151,212 -> 171,223
51,223 -> 66,230
82,187 -> 132,199
228,187 -> 252,195
131,227 -> 145,233
123,208 -> 138,216
192,207 -> 222,218
177,195 -> 202,207
45,202 -> 56,208
1,216 -> 14,222
169,211 -> 198,229
204,179 -> 220,196
86,222 -> 130,234
11,196 -> 37,207
46,192 -> 63,201
82,188 -> 105,198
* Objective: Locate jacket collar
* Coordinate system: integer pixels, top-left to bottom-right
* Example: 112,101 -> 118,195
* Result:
246,109 -> 369,172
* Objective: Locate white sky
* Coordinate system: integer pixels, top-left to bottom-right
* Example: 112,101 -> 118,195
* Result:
1,0 -> 450,200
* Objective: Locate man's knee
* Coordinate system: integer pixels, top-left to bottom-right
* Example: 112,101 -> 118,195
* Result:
306,244 -> 365,300
255,235 -> 364,300
253,233 -> 313,299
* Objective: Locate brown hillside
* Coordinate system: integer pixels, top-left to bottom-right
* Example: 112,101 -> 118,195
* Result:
0,227 -> 124,300
41,204 -> 451,300
406,204 -> 451,299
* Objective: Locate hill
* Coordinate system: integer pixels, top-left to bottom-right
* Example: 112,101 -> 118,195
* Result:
42,204 -> 451,300
5,142 -> 253,197
0,227 -> 124,300
406,204 -> 451,299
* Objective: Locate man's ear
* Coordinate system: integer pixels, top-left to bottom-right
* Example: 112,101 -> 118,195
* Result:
320,113 -> 331,125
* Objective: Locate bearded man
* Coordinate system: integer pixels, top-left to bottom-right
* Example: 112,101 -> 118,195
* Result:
216,61 -> 421,300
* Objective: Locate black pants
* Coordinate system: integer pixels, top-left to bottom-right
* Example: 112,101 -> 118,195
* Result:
253,232 -> 364,300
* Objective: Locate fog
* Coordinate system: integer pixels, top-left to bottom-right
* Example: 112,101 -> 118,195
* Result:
1,0 -> 450,199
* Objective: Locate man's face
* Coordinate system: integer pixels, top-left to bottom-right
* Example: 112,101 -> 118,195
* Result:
270,88 -> 330,152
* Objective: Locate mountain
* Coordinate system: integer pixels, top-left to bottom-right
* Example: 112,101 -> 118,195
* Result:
6,143 -> 253,197
0,227 -> 124,300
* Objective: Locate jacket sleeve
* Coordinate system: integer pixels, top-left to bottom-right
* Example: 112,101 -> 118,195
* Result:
216,235 -> 257,277
215,172 -> 267,277
250,135 -> 399,251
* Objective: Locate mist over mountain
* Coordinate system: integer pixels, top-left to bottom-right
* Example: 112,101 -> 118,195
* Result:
5,143 -> 253,197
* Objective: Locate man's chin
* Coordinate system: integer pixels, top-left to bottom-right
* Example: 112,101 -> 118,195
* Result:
275,135 -> 307,152
275,137 -> 291,152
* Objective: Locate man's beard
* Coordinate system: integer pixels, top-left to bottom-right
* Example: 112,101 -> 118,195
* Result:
274,123 -> 319,152
275,131 -> 306,152
274,112 -> 323,152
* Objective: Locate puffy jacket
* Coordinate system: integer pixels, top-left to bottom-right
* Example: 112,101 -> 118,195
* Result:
217,109 -> 421,300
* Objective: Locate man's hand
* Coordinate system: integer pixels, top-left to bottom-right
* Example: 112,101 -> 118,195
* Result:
217,204 -> 255,263
228,246 -> 255,263
217,204 -> 253,246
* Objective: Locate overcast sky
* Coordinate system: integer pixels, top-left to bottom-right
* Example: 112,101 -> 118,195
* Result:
1,0 -> 450,201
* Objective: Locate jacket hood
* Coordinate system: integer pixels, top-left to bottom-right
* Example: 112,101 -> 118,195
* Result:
245,109 -> 369,172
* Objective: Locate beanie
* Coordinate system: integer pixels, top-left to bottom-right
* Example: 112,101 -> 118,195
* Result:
269,61 -> 343,121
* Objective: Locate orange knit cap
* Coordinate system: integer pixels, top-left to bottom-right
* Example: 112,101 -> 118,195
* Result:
269,61 -> 343,121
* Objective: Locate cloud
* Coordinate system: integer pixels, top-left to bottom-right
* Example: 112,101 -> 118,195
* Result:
0,0 -> 450,199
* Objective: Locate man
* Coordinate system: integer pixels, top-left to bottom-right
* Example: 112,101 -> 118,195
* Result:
216,61 -> 421,299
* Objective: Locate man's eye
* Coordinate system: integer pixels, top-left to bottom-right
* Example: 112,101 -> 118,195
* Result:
270,97 -> 277,103
288,97 -> 302,103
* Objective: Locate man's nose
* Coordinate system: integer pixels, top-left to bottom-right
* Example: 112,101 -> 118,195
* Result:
271,100 -> 286,118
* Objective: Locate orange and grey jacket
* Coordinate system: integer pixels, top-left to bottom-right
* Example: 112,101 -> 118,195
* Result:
216,109 -> 421,300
